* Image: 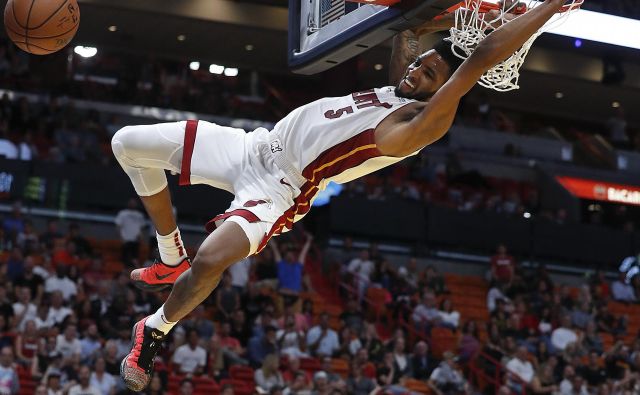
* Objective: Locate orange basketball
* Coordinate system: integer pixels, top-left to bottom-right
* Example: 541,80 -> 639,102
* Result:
4,0 -> 80,55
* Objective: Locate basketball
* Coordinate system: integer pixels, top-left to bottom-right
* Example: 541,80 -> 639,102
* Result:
3,0 -> 80,55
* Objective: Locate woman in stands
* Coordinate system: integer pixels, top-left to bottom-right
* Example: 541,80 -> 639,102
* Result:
254,354 -> 285,393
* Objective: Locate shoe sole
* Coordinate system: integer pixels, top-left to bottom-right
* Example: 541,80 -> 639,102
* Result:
132,280 -> 172,292
120,320 -> 152,392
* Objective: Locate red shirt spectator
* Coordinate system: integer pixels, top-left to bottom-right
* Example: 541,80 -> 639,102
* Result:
491,244 -> 515,283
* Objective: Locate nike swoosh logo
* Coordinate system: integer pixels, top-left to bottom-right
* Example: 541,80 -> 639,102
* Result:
155,272 -> 175,281
280,178 -> 292,187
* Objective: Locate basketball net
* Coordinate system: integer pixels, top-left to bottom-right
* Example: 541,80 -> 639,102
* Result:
447,0 -> 583,91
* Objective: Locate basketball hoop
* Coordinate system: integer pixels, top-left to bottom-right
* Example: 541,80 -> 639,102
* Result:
444,0 -> 583,91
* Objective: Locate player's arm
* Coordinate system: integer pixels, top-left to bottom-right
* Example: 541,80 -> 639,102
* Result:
379,0 -> 565,157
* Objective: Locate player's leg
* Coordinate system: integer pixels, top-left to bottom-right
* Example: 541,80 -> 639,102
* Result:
111,122 -> 193,290
120,221 -> 251,391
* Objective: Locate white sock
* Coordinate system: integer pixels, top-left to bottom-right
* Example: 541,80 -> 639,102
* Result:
146,305 -> 177,334
156,227 -> 188,266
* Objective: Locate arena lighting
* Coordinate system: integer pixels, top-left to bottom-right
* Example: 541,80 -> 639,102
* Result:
189,62 -> 200,71
223,68 -> 239,77
209,64 -> 224,74
73,46 -> 97,58
534,2 -> 640,49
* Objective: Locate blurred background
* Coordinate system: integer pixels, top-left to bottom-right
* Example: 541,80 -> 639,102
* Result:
0,0 -> 640,394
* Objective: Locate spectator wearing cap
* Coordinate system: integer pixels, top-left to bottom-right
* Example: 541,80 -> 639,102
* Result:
68,365 -> 100,395
506,346 -> 534,393
248,325 -> 279,367
428,351 -> 468,395
307,313 -> 340,358
312,371 -> 330,395
172,328 -> 207,375
0,346 -> 19,395
255,354 -> 285,393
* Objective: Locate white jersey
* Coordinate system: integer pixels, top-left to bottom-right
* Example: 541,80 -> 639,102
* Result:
254,86 -> 418,248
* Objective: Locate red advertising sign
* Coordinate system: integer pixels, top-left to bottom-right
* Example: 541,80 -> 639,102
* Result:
556,176 -> 640,206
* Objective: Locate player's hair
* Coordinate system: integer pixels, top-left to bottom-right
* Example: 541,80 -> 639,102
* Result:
433,37 -> 464,75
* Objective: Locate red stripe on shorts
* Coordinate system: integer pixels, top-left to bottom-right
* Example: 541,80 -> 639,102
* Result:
179,120 -> 199,186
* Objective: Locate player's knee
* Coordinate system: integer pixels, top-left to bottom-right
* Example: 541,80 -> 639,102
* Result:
111,125 -> 146,161
192,249 -> 235,279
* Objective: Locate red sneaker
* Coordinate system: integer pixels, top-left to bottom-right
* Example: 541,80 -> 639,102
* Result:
120,316 -> 165,392
130,258 -> 191,291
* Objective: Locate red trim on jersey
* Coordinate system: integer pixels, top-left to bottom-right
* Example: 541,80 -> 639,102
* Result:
256,129 -> 381,253
205,209 -> 261,233
179,120 -> 199,186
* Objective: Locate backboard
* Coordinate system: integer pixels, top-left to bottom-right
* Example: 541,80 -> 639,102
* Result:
288,0 -> 461,75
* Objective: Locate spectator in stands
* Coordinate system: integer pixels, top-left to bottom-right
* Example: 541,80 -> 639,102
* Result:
421,265 -> 448,295
411,341 -> 432,380
255,354 -> 284,393
336,327 -> 361,357
307,313 -> 340,358
172,328 -> 207,375
506,346 -> 535,393
215,273 -> 241,321
490,244 -> 515,286
487,284 -> 510,313
611,272 -> 636,303
220,383 -> 234,395
312,371 -> 330,395
390,337 -> 412,382
437,298 -> 460,329
229,256 -> 252,292
205,335 -> 224,379
254,249 -> 278,289
56,325 -> 82,368
2,202 -> 24,240
346,250 -> 375,302
12,286 -> 37,331
5,247 -> 24,283
45,266 -> 77,302
68,365 -> 100,395
570,300 -> 594,330
182,305 -> 215,340
89,357 -> 116,395
271,234 -> 313,307
66,223 -> 92,258
530,363 -> 558,394
278,313 -> 307,358
458,321 -> 481,363
114,198 -> 146,266
248,325 -> 279,367
0,346 -> 19,394
428,351 -> 469,395
286,371 -> 313,395
14,319 -> 38,366
15,255 -> 45,302
582,321 -> 604,354
346,362 -> 375,395
16,220 -> 39,255
179,378 -> 194,395
339,300 -> 364,334
40,219 -> 62,251
579,351 -> 607,389
412,291 -> 441,331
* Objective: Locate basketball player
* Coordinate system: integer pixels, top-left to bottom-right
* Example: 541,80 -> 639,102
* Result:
115,0 -> 566,390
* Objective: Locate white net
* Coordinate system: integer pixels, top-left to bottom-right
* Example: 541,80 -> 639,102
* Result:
447,0 -> 582,91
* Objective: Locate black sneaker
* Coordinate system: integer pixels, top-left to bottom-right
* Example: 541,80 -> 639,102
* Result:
120,316 -> 165,391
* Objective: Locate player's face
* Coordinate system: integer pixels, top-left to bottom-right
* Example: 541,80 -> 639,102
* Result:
395,50 -> 452,101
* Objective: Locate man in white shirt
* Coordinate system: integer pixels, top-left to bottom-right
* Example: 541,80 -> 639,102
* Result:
412,291 -> 441,328
44,266 -> 77,301
346,250 -> 375,300
611,272 -> 636,303
115,198 -> 146,266
12,286 -> 37,331
68,366 -> 101,395
56,325 -> 82,365
46,291 -> 72,326
229,257 -> 252,290
551,316 -> 578,352
172,329 -> 207,375
487,285 -> 510,312
306,313 -> 340,357
506,346 -> 534,393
